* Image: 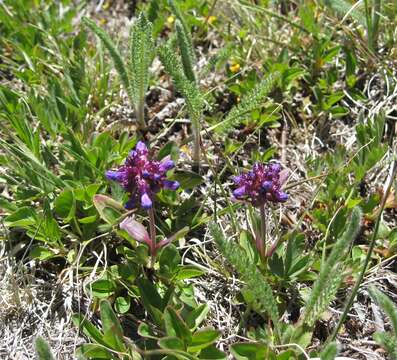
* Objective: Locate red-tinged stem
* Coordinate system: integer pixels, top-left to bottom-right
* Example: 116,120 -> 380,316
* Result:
266,238 -> 281,258
148,207 -> 157,266
258,204 -> 267,260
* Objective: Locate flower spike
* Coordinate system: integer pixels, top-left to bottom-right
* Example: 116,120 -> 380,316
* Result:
232,162 -> 288,207
106,142 -> 180,209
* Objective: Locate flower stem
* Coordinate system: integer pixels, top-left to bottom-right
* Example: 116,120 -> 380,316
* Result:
148,207 -> 157,266
136,102 -> 146,129
258,204 -> 267,260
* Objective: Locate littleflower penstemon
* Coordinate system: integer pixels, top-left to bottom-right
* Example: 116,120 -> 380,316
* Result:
232,162 -> 289,260
106,141 -> 180,263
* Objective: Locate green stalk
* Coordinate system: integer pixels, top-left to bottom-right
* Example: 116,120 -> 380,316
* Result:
192,121 -> 201,170
330,159 -> 397,342
136,102 -> 146,129
371,0 -> 381,51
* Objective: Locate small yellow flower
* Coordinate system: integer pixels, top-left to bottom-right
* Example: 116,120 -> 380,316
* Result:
99,18 -> 107,26
102,1 -> 111,10
230,62 -> 241,73
180,145 -> 191,156
208,15 -> 217,25
167,16 -> 175,25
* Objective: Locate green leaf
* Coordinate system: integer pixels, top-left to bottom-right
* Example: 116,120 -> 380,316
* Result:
369,287 -> 397,336
164,306 -> 192,344
114,296 -> 131,314
129,12 -> 155,127
136,277 -> 164,310
158,44 -> 203,142
100,299 -> 126,352
239,230 -> 258,264
136,277 -> 165,325
89,279 -> 117,298
35,337 -> 55,360
324,0 -> 366,26
148,0 -> 160,23
216,72 -> 279,133
93,194 -> 125,225
54,189 -> 76,221
276,350 -> 295,360
175,19 -> 196,82
373,332 -> 397,359
0,196 -> 17,212
210,224 -> 280,335
30,246 -> 57,261
230,343 -> 268,360
78,215 -> 98,224
287,255 -> 310,278
158,141 -> 180,161
158,337 -> 185,350
175,265 -> 205,281
160,244 -> 181,276
268,253 -> 284,278
4,206 -> 38,227
187,328 -> 219,353
173,171 -> 203,189
168,0 -> 193,52
320,341 -> 338,360
299,4 -> 319,35
186,304 -> 210,331
138,322 -> 158,339
72,314 -> 106,346
76,344 -> 113,359
199,345 -> 227,359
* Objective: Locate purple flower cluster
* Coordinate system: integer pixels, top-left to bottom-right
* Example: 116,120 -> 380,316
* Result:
106,141 -> 179,210
233,162 -> 288,207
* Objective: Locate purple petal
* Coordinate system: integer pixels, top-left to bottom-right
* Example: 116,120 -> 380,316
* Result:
128,150 -> 137,158
120,217 -> 151,245
252,163 -> 260,171
125,198 -> 136,210
136,141 -> 148,153
163,180 -> 180,191
276,191 -> 288,202
262,180 -> 273,191
159,157 -> 175,172
105,170 -> 124,182
233,175 -> 243,185
141,193 -> 153,209
270,163 -> 281,173
233,186 -> 246,198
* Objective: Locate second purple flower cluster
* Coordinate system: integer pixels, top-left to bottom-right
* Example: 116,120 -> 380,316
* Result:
232,162 -> 288,207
